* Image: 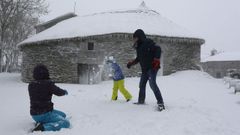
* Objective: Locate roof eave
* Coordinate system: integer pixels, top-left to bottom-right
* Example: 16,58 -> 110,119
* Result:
18,33 -> 205,48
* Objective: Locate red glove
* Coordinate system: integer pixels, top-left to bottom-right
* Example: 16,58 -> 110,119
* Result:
152,58 -> 160,70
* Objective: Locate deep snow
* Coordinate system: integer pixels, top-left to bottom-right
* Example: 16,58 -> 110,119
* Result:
0,71 -> 240,135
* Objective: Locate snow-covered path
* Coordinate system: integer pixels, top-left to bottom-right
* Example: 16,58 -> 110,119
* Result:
0,71 -> 240,135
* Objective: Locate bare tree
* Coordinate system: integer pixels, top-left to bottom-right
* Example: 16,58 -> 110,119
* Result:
0,0 -> 48,72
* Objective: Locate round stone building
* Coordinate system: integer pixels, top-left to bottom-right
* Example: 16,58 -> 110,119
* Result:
18,2 -> 205,84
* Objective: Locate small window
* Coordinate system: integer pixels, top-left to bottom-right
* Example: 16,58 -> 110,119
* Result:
88,42 -> 94,50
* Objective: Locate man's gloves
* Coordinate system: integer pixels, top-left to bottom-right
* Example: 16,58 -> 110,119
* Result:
152,58 -> 160,70
127,60 -> 136,69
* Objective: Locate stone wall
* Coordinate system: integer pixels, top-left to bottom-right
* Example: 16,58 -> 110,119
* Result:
150,35 -> 202,75
202,61 -> 240,78
161,42 -> 201,75
20,33 -> 203,83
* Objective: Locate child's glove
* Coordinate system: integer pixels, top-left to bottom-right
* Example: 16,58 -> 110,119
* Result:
63,90 -> 68,95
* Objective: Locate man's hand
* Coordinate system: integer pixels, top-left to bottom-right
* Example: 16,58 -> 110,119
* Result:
127,61 -> 134,69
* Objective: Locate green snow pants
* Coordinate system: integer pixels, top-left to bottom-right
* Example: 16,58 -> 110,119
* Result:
111,79 -> 132,100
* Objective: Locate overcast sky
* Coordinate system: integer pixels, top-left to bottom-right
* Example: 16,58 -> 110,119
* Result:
42,0 -> 240,56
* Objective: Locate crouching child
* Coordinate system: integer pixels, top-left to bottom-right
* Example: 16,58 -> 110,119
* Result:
28,64 -> 70,132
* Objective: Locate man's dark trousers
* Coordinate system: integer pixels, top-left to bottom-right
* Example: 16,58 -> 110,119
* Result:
138,69 -> 164,104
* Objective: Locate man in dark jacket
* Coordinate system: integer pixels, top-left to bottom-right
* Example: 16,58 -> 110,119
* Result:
127,29 -> 165,111
28,64 -> 70,132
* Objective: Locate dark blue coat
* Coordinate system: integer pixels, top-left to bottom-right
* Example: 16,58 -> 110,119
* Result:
28,80 -> 66,115
132,29 -> 161,73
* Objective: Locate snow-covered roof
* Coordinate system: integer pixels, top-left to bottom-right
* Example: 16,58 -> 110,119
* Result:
19,2 -> 201,46
36,12 -> 77,27
202,52 -> 240,62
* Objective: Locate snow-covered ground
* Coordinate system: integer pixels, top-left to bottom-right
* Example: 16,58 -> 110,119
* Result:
0,70 -> 240,135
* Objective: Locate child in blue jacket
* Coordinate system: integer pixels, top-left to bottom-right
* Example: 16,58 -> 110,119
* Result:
106,57 -> 132,102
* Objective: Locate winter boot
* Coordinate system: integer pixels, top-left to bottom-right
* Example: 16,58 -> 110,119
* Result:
133,101 -> 145,105
32,123 -> 44,132
126,98 -> 131,102
112,96 -> 118,101
157,103 -> 165,111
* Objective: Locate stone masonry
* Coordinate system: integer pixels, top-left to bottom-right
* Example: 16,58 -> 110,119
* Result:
202,61 -> 240,78
20,33 -> 204,83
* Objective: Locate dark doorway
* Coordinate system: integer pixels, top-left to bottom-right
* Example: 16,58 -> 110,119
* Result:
216,72 -> 221,78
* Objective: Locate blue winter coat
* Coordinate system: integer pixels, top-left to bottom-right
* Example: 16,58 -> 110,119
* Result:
111,63 -> 124,81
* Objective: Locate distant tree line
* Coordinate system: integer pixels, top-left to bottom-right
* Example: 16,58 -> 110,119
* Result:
0,0 -> 48,72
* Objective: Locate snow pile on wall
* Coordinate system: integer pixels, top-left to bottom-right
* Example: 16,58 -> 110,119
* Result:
202,52 -> 240,62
